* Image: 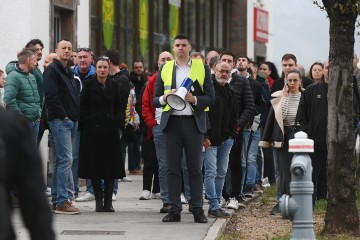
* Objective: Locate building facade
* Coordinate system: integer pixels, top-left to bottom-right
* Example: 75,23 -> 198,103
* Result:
90,0 -> 273,71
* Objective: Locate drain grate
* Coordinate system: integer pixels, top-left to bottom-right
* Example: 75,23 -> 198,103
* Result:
61,230 -> 126,235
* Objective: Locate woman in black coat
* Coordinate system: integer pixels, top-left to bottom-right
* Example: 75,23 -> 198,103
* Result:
78,57 -> 125,212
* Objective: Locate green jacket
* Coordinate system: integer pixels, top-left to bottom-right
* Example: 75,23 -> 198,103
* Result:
4,63 -> 41,122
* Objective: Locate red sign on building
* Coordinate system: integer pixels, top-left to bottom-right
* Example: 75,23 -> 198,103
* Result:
254,7 -> 269,43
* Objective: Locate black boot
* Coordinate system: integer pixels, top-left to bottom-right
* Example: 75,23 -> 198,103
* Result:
104,179 -> 115,212
91,178 -> 104,212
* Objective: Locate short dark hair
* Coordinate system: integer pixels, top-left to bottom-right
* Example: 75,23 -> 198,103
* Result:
17,48 -> 36,64
132,60 -> 143,69
103,49 -> 121,65
219,51 -> 236,62
237,55 -> 251,64
250,61 -> 258,68
25,39 -> 44,48
174,34 -> 190,44
282,53 -> 297,64
56,39 -> 71,48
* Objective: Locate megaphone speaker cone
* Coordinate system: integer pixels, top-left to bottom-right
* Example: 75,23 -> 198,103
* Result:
167,93 -> 186,111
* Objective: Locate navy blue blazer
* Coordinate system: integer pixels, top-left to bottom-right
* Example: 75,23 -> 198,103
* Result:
44,59 -> 81,122
153,60 -> 215,133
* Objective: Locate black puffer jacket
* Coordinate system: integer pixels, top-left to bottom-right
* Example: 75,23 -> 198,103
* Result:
229,73 -> 255,129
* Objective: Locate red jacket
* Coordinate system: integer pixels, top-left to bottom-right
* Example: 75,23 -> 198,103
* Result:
142,72 -> 158,139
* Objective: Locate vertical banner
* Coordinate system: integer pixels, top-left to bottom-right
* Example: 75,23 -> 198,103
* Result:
102,0 -> 114,49
139,0 -> 148,58
254,7 -> 269,43
169,0 -> 181,48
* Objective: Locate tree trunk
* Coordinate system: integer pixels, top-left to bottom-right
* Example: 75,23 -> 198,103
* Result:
323,0 -> 359,235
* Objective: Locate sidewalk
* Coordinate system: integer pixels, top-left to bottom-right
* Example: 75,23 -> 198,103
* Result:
12,174 -> 230,240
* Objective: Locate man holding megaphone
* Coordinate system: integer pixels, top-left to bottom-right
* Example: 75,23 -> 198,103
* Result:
153,34 -> 215,224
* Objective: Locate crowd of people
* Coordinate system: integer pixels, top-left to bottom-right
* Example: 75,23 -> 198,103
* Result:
3,33 -> 360,235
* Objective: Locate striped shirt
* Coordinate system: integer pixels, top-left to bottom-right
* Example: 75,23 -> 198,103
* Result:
281,92 -> 301,126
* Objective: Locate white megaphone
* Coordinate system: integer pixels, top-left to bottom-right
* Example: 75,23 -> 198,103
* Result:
166,77 -> 193,111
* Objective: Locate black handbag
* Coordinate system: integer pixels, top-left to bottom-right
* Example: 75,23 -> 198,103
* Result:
283,125 -> 299,147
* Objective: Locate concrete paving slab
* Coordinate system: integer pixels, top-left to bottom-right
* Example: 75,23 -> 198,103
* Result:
11,175 -> 229,240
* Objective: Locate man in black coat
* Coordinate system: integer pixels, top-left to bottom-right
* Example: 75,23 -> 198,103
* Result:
0,109 -> 54,240
236,56 -> 266,197
203,61 -> 238,218
218,51 -> 255,210
271,53 -> 313,93
44,39 -> 81,215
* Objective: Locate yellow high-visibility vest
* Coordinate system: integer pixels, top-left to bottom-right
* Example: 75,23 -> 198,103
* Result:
161,59 -> 208,111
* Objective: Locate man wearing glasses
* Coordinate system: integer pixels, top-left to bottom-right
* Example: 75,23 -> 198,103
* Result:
203,61 -> 239,218
218,51 -> 254,211
44,39 -> 81,215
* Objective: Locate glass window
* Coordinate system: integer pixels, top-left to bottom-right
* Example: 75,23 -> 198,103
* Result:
200,0 -> 210,50
184,0 -> 196,45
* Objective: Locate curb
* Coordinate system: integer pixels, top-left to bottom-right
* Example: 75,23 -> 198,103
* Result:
203,193 -> 263,240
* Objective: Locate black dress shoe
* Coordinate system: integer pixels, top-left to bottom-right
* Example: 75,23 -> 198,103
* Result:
162,212 -> 181,222
160,203 -> 171,213
208,208 -> 230,218
193,211 -> 208,223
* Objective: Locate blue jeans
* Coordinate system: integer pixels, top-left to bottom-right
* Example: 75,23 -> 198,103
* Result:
28,118 -> 40,143
49,119 -> 78,206
49,133 -> 75,203
241,128 -> 260,192
204,137 -> 234,210
152,125 -> 169,203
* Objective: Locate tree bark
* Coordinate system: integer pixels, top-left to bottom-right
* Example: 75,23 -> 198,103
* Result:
323,0 -> 359,235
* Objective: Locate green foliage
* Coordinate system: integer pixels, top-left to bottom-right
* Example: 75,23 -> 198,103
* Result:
314,199 -> 327,216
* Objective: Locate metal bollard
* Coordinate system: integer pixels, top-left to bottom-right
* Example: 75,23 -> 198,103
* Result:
279,131 -> 316,240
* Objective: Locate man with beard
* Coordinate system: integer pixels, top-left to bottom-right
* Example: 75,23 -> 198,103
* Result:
203,61 -> 238,218
128,60 -> 147,174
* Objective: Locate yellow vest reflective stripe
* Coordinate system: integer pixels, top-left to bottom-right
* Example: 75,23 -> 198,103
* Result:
161,59 -> 208,112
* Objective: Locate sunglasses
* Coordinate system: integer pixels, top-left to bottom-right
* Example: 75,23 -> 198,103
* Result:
97,56 -> 110,62
77,47 -> 92,53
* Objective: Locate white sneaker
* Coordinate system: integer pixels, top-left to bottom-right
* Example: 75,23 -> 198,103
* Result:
180,193 -> 187,204
112,193 -> 117,201
75,192 -> 95,202
45,187 -> 51,197
139,190 -> 151,200
261,177 -> 271,188
220,198 -> 228,208
226,198 -> 239,210
120,177 -> 133,182
238,202 -> 246,208
151,193 -> 161,199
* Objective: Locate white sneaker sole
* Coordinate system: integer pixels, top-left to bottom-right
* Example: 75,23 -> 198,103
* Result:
54,210 -> 81,215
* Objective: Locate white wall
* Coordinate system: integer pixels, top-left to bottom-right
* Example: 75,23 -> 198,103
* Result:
77,0 -> 90,48
0,0 -> 50,73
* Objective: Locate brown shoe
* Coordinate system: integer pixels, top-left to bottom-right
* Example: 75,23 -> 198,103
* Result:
55,200 -> 81,215
129,169 -> 143,175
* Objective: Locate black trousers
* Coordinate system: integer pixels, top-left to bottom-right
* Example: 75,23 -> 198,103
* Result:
163,116 -> 204,213
310,149 -> 327,204
142,136 -> 160,193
